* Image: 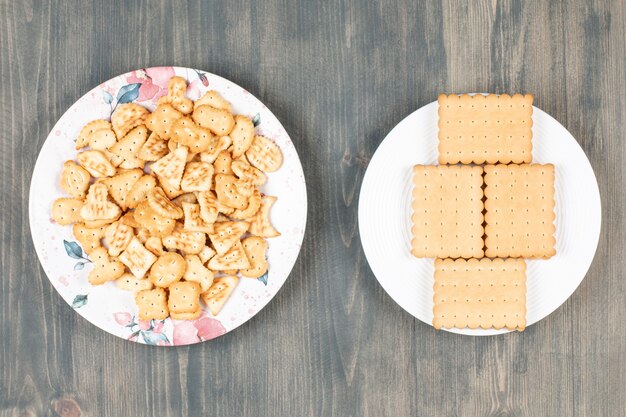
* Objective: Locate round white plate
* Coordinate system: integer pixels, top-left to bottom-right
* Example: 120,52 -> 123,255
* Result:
358,99 -> 601,335
29,67 -> 307,345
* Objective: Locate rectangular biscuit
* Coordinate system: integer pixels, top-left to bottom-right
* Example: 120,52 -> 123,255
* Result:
484,164 -> 556,258
411,165 -> 484,259
438,93 -> 533,164
433,258 -> 526,331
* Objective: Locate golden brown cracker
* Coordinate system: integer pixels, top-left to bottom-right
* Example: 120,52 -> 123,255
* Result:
168,281 -> 201,313
88,247 -> 125,285
201,275 -> 239,316
76,119 -> 111,149
181,161 -> 214,192
196,191 -> 219,224
192,105 -> 235,136
118,237 -> 158,278
214,150 -> 233,175
59,161 -> 90,199
72,223 -> 106,255
245,135 -> 282,173
138,132 -> 169,161
200,135 -> 232,164
144,236 -> 165,256
88,128 -> 117,151
145,103 -> 183,140
183,255 -> 215,292
170,116 -> 213,153
135,288 -> 169,320
208,220 -> 249,255
215,174 -> 248,209
100,168 -> 143,209
157,76 -> 193,114
231,159 -> 266,186
77,150 -> 116,178
116,273 -> 154,292
230,115 -> 254,158
146,187 -> 184,219
111,103 -> 149,139
109,125 -> 148,163
104,220 -> 134,257
149,252 -> 186,287
194,90 -> 232,112
207,240 -> 250,270
162,229 -> 206,254
133,200 -> 176,237
150,146 -> 188,190
248,195 -> 280,238
125,175 -> 157,208
241,236 -> 268,278
80,183 -> 121,222
182,202 -> 215,234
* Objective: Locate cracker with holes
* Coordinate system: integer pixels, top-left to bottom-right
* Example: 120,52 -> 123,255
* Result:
76,119 -> 112,149
207,240 -> 250,270
249,195 -> 280,238
484,164 -> 555,258
246,135 -> 283,172
116,273 -> 154,292
168,281 -> 201,314
135,288 -> 169,321
109,125 -> 148,168
433,258 -> 526,331
200,135 -> 232,164
231,189 -> 262,220
150,146 -> 188,190
181,162 -> 214,192
170,117 -> 213,153
215,174 -> 248,209
209,221 -> 249,256
214,150 -> 233,175
182,202 -> 214,234
72,223 -> 106,254
438,93 -> 533,164
144,236 -> 165,256
147,187 -> 184,219
198,245 -> 216,264
149,252 -> 186,287
146,103 -> 183,140
138,132 -> 169,161
411,165 -> 483,259
133,200 -> 176,237
172,192 -> 197,207
80,183 -> 121,222
183,255 -> 215,292
196,191 -> 219,224
192,105 -> 235,136
157,76 -> 193,114
241,236 -> 268,278
59,161 -> 90,199
195,90 -> 232,112
201,275 -> 239,316
125,175 -> 157,208
231,159 -> 266,185
88,247 -> 125,285
119,237 -> 157,278
230,115 -> 254,158
88,127 -> 117,151
162,229 -> 206,254
101,168 -> 143,209
77,150 -> 116,178
51,198 -> 82,227
105,220 -> 134,256
111,103 -> 149,139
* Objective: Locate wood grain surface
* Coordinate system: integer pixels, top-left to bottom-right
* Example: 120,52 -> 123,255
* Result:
1,1 -> 625,416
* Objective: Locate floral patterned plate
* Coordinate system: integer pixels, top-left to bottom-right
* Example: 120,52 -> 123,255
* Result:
29,67 -> 307,346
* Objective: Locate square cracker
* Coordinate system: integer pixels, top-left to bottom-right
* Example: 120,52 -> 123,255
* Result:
433,258 -> 526,331
411,165 -> 484,259
484,164 -> 555,258
438,93 -> 533,164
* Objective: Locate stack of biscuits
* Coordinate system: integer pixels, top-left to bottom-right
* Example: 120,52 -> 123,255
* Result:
411,93 -> 555,331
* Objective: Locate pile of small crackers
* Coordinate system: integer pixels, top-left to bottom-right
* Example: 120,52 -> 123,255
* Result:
411,93 -> 556,331
50,76 -> 282,321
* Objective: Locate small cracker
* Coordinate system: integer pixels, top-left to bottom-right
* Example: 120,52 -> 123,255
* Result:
80,183 -> 121,222
201,275 -> 239,316
144,236 -> 165,256
241,236 -> 268,278
230,115 -> 254,158
215,174 -> 248,209
433,258 -> 526,331
149,252 -> 186,287
230,189 -> 262,220
72,223 -> 106,255
88,247 -> 125,285
196,191 -> 219,224
245,135 -> 283,173
104,220 -> 134,257
88,128 -> 117,151
249,195 -> 280,238
192,104 -> 235,136
162,229 -> 206,254
100,168 -> 143,209
59,160 -> 91,198
157,76 -> 193,114
411,165 -> 483,259
76,119 -> 111,150
53,202 -> 87,231
138,132 -> 169,161
111,103 -> 149,139
135,288 -> 169,321
208,221 -> 250,256
170,116 -> 214,153
207,240 -> 250,271
157,176 -> 185,200
231,159 -> 266,186
182,202 -> 215,234
484,164 -> 556,258
438,93 -> 533,164
183,255 -> 215,292
118,237 -> 158,278
172,192 -> 197,208
126,175 -> 157,208
77,150 -> 116,178
120,211 -> 142,228
146,187 -> 184,219
150,146 -> 188,190
133,201 -> 176,237
198,245 -> 216,264
146,103 -> 183,140
109,125 -> 149,163
194,90 -> 232,112
135,227 -> 151,243
213,150 -> 233,175
168,281 -> 201,313
116,273 -> 154,292
181,161 -> 214,192
200,135 -> 232,164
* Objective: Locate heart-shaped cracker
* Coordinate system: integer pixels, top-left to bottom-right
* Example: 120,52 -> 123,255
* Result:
146,103 -> 183,140
89,128 -> 117,151
249,195 -> 280,237
207,240 -> 250,271
109,125 -> 148,165
201,275 -> 239,316
149,252 -> 186,287
241,236 -> 268,278
168,281 -> 201,313
170,117 -> 214,153
80,183 -> 121,222
147,187 -> 184,219
60,160 -> 91,198
135,288 -> 169,320
229,115 -> 254,158
194,90 -> 232,112
75,119 -> 111,150
162,229 -> 206,254
182,202 -> 214,234
192,105 -> 235,136
246,135 -> 283,173
88,247 -> 125,285
116,273 -> 153,292
213,150 -> 233,175
200,135 -> 232,164
133,200 -> 176,237
150,146 -> 188,190
230,189 -> 262,220
231,159 -> 266,186
157,76 -> 193,114
105,220 -> 134,257
111,103 -> 149,139
101,168 -> 143,209
181,162 -> 214,192
214,174 -> 248,209
138,132 -> 169,161
72,223 -> 106,254
119,237 -> 157,278
77,150 -> 116,178
196,191 -> 219,224
208,221 -> 249,256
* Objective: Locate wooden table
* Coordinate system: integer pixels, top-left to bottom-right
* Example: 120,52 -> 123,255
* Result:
1,1 -> 624,416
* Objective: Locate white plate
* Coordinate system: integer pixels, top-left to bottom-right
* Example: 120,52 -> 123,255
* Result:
358,99 -> 601,335
29,67 -> 307,345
